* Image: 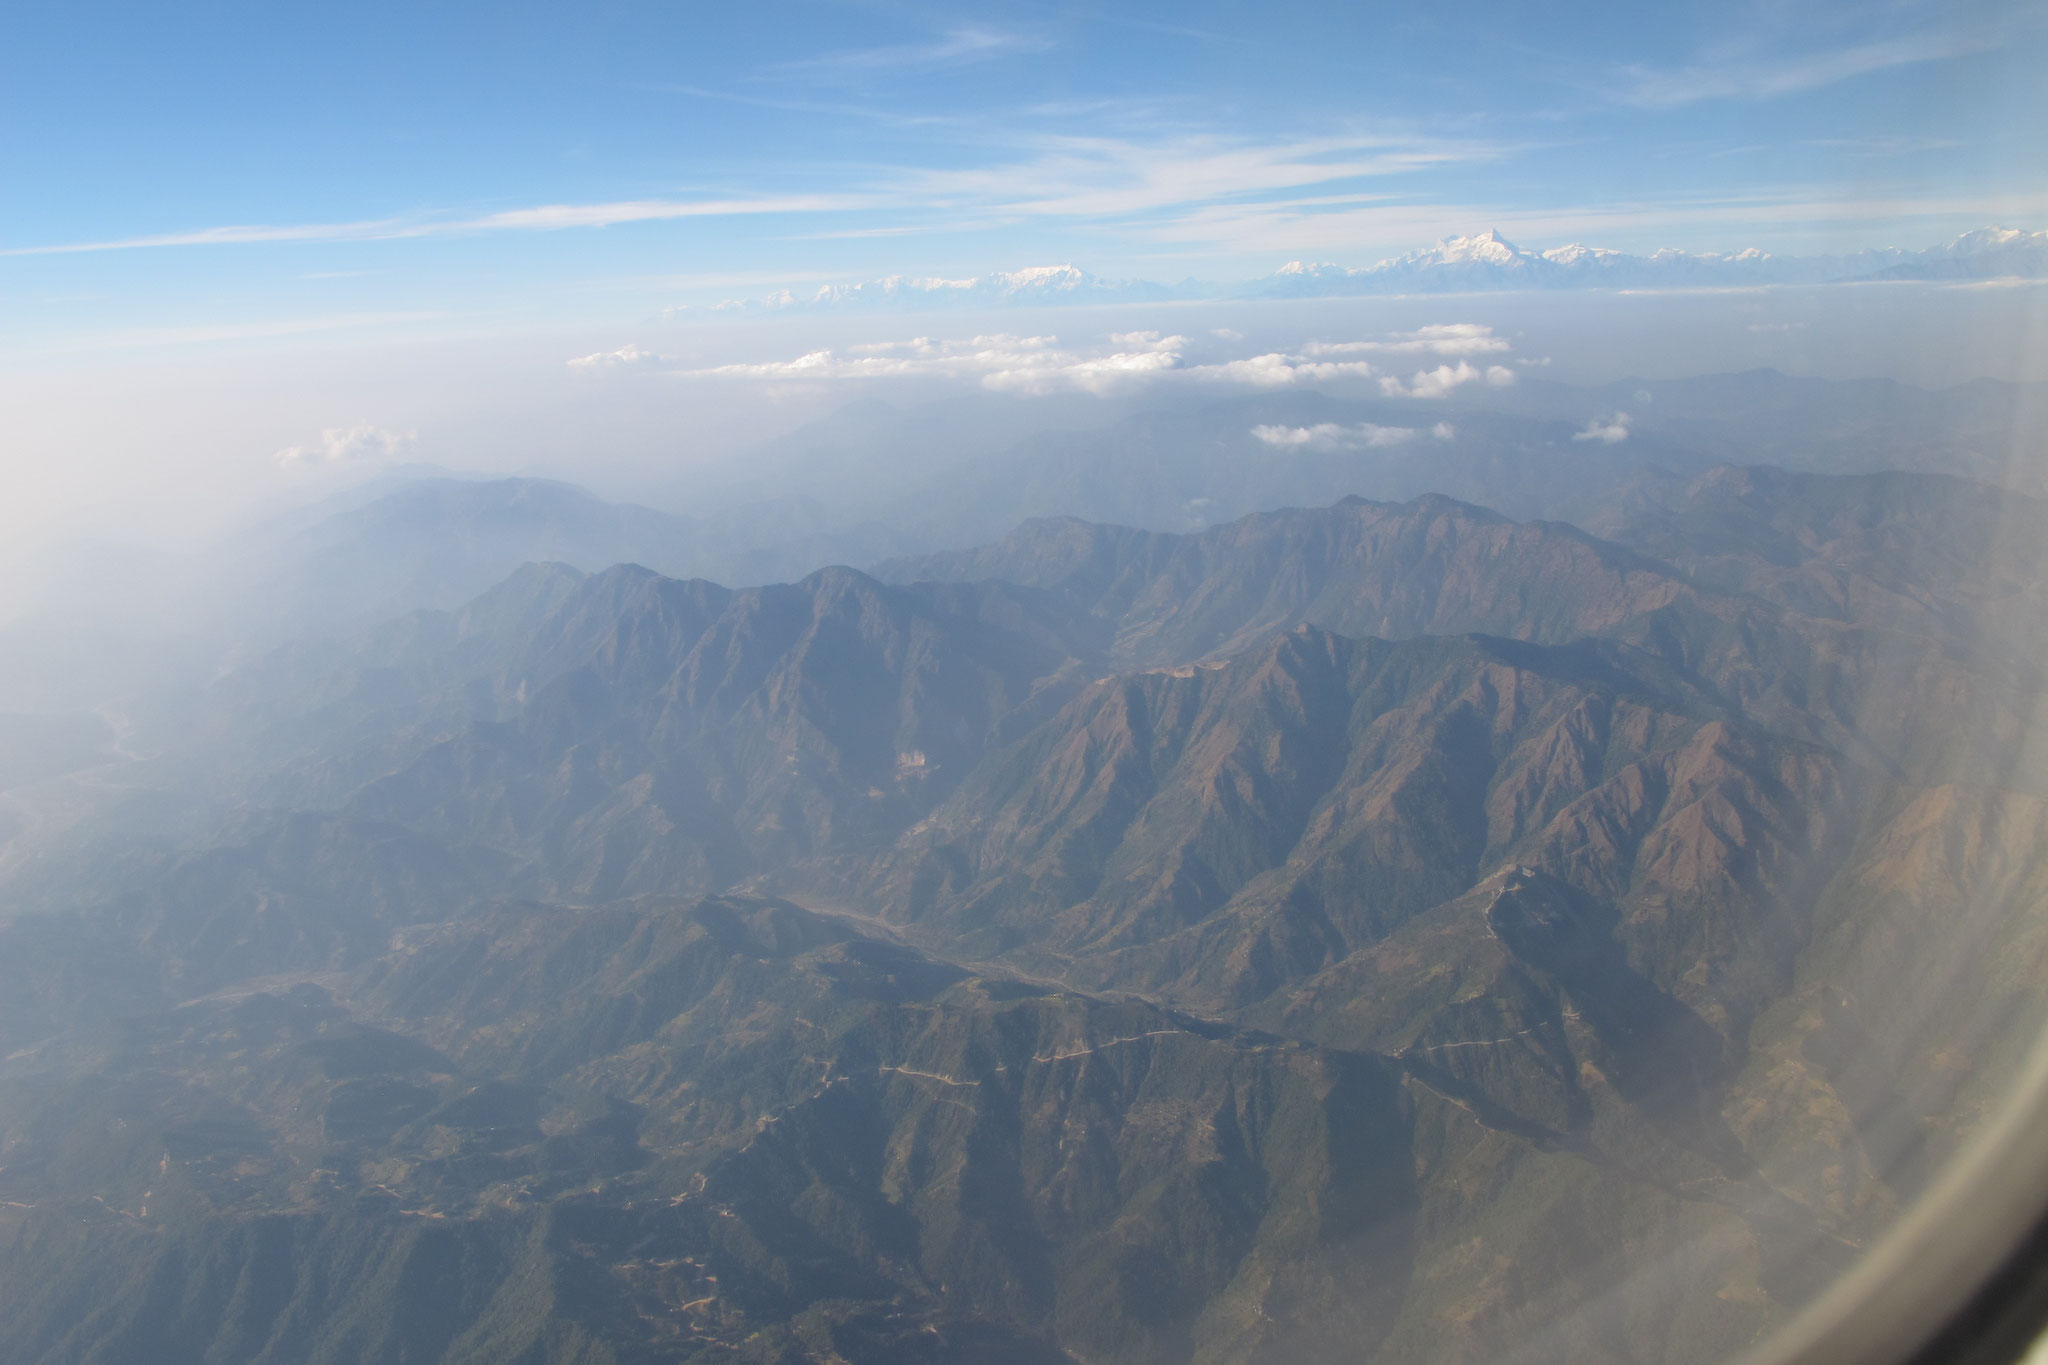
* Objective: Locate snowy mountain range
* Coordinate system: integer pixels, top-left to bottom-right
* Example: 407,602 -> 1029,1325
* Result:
1257,226 -> 2048,295
701,227 -> 2048,312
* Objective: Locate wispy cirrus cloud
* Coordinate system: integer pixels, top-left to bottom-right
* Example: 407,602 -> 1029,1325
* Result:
0,127 -> 1486,258
1805,135 -> 1968,156
26,115 -> 2027,268
652,81 -> 958,129
52,309 -> 447,351
1613,29 -> 1993,108
2,219 -> 411,256
761,26 -> 1052,79
909,131 -> 1504,221
0,194 -> 870,257
455,195 -> 864,232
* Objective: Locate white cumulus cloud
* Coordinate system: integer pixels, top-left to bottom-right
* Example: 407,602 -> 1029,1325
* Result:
1380,360 -> 1516,398
567,343 -> 672,370
1108,330 -> 1187,351
273,425 -> 416,467
1572,412 -> 1633,443
1192,352 -> 1379,386
1302,323 -> 1512,358
675,323 -> 1517,397
985,348 -> 1181,394
1251,422 -> 1420,451
682,332 -> 1181,394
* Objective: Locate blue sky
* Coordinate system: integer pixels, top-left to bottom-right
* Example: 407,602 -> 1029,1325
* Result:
1,0 -> 2044,551
4,0 -> 2044,350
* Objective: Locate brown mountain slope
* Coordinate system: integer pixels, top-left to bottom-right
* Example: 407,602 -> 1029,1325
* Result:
877,495 -> 1699,669
0,467 -> 2038,1365
869,625 -> 1854,1027
877,489 -> 2048,793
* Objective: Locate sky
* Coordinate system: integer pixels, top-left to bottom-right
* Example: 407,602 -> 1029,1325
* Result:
2,0 -> 2045,542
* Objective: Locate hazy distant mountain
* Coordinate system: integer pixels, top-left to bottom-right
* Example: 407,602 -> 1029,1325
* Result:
186,373 -> 2048,651
1853,226 -> 2048,281
770,372 -> 2047,575
211,476 -> 704,636
705,228 -> 2047,311
9,371 -> 2033,726
1244,228 -> 1925,295
1485,369 -> 2048,500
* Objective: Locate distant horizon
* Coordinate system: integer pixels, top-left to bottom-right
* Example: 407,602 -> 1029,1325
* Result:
8,0 -> 2045,347
6,0 -> 2045,583
681,222 -> 2048,314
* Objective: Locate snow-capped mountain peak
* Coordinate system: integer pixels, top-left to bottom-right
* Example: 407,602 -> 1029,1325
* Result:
1431,229 -> 1529,266
998,264 -> 1089,291
1540,243 -> 1624,266
1944,225 -> 2046,255
1275,260 -> 1348,277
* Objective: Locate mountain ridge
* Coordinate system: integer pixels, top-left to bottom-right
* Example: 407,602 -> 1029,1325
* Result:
0,463 -> 2043,1363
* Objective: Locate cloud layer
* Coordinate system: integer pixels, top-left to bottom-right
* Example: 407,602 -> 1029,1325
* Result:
273,424 -> 416,466
1572,412 -> 1632,443
568,343 -> 672,370
1250,420 -> 1456,451
683,332 -> 1182,394
1381,359 -> 1517,398
1301,323 -> 1513,357
669,323 -> 1520,396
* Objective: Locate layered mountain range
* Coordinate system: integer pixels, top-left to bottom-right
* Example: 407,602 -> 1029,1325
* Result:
0,463 -> 2042,1364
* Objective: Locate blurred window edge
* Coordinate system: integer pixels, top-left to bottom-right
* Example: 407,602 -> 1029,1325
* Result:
1743,1030 -> 2048,1365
